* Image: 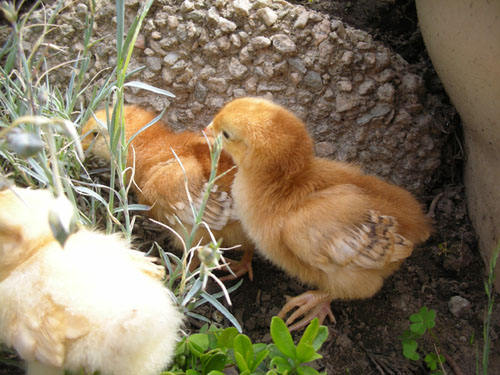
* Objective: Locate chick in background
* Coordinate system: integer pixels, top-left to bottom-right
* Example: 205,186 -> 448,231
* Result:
81,106 -> 254,280
0,186 -> 183,375
208,97 -> 431,331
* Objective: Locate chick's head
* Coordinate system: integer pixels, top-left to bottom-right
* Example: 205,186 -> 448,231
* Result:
210,97 -> 313,172
0,188 -> 55,277
80,110 -> 111,161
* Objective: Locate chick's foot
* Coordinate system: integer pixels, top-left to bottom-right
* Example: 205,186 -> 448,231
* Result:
278,290 -> 335,331
220,248 -> 254,281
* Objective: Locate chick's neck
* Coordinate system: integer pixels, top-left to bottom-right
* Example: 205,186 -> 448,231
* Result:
236,151 -> 315,213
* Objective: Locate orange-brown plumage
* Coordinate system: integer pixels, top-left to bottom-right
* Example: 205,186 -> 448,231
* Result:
81,105 -> 254,279
209,97 -> 432,330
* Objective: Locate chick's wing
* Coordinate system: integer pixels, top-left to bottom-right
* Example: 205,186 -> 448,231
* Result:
140,155 -> 233,232
281,184 -> 413,272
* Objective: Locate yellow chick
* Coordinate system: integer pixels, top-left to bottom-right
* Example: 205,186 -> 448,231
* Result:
0,187 -> 183,375
81,105 -> 255,280
208,97 -> 432,331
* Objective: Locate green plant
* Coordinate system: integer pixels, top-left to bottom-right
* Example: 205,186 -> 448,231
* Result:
400,307 -> 446,375
477,240 -> 499,375
153,133 -> 242,330
164,317 -> 328,375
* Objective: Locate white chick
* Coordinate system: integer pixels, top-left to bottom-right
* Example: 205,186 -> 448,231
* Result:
0,187 -> 183,375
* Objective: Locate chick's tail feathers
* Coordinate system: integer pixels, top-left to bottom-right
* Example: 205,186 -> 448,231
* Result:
330,210 -> 413,271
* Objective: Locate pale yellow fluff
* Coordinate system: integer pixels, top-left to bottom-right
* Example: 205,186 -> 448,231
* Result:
0,187 -> 183,375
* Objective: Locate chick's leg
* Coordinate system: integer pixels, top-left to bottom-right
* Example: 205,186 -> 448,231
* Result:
278,290 -> 335,331
220,248 -> 254,281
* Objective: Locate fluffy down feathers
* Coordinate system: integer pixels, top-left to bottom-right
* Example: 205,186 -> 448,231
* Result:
0,187 -> 183,375
209,97 -> 432,330
81,106 -> 254,279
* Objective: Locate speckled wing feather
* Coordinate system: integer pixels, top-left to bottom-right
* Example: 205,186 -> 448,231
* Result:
282,185 -> 413,271
326,210 -> 413,270
139,156 -> 234,232
168,182 -> 234,231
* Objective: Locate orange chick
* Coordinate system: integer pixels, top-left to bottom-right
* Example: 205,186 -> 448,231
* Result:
208,97 -> 432,331
0,187 -> 183,375
81,106 -> 254,280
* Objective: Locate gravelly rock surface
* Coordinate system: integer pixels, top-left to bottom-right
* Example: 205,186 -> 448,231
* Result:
32,0 -> 449,195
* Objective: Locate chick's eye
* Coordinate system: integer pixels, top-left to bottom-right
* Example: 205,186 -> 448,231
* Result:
222,130 -> 230,139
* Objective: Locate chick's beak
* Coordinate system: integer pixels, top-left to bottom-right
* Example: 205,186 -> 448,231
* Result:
204,122 -> 214,136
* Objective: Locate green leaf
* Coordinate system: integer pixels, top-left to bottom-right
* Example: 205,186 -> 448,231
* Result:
297,365 -> 319,375
235,334 -> 254,368
270,316 -> 296,359
402,340 -> 420,361
234,352 -> 250,373
216,327 -> 239,349
270,356 -> 293,373
186,370 -> 200,375
201,352 -> 227,374
189,333 -> 210,352
409,307 -> 436,335
253,348 -> 270,370
425,353 -> 445,371
295,342 -> 318,364
267,344 -> 288,363
299,318 -> 319,347
399,329 -> 419,345
311,326 -> 328,351
187,334 -> 210,358
124,81 -> 175,97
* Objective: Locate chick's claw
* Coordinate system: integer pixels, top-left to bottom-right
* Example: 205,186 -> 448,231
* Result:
220,249 -> 254,281
278,290 -> 335,331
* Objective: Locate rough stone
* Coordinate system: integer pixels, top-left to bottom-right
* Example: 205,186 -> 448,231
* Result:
257,7 -> 278,26
229,57 -> 248,79
312,19 -> 330,45
194,82 -> 208,103
271,34 -> 296,54
146,56 -> 162,72
206,77 -> 228,93
337,80 -> 352,92
377,83 -> 395,102
251,36 -> 271,49
294,11 -> 309,29
401,73 -> 423,95
233,0 -> 251,16
163,52 -> 179,66
336,93 -> 357,112
288,58 -> 307,74
448,296 -> 471,317
358,79 -> 376,95
315,141 -> 335,157
219,17 -> 237,32
303,71 -> 322,91
180,1 -> 195,13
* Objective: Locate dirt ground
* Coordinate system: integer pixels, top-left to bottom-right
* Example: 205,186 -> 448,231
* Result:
1,1 -> 499,374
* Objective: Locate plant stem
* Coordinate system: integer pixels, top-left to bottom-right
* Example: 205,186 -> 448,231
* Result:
482,240 -> 499,375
